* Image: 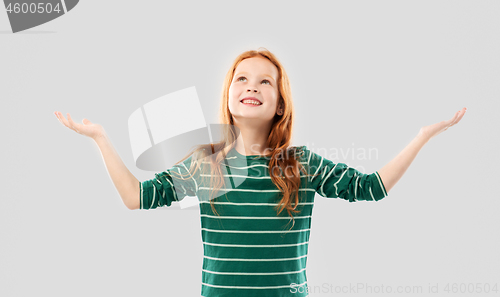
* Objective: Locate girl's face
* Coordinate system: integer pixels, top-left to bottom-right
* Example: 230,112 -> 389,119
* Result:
228,56 -> 282,126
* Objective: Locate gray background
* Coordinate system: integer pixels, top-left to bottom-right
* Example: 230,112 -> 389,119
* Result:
1,0 -> 499,296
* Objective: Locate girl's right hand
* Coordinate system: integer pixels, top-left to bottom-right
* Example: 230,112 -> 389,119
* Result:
54,111 -> 105,140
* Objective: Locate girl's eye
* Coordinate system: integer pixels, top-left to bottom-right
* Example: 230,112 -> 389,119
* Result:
237,76 -> 271,85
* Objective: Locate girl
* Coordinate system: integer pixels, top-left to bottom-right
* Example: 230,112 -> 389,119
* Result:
54,48 -> 466,297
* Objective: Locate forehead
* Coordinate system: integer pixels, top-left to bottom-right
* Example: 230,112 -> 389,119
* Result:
235,57 -> 278,79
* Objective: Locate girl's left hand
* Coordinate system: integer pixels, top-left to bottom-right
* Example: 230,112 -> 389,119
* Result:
418,107 -> 467,141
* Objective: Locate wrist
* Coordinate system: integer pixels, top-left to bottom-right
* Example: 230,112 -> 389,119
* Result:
416,130 -> 431,144
93,131 -> 107,143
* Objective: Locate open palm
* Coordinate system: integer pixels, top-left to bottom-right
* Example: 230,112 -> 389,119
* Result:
54,111 -> 104,140
419,107 -> 467,141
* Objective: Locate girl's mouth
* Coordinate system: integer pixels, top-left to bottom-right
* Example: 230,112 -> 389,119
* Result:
241,100 -> 262,106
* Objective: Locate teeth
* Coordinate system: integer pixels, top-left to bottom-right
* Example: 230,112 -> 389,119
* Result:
242,100 -> 261,105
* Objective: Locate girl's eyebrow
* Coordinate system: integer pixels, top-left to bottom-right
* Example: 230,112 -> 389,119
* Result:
235,72 -> 276,82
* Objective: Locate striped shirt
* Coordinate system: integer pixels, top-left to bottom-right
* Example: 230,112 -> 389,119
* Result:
139,145 -> 388,296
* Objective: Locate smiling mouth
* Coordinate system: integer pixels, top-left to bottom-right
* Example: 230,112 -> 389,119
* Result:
240,100 -> 262,106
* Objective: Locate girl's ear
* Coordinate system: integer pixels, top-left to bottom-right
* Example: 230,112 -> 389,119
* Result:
276,100 -> 284,115
277,106 -> 284,116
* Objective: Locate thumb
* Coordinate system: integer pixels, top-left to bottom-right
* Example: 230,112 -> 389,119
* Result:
83,118 -> 91,125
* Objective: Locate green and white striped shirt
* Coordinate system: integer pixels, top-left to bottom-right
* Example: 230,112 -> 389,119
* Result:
139,145 -> 388,297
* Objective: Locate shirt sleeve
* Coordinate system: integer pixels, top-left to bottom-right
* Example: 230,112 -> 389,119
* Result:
303,146 -> 388,202
139,155 -> 199,210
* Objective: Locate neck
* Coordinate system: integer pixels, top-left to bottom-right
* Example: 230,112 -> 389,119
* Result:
233,121 -> 272,156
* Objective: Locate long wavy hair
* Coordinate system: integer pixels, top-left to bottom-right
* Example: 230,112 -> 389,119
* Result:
170,47 -> 319,229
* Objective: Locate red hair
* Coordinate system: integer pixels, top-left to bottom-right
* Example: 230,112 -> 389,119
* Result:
172,47 -> 317,229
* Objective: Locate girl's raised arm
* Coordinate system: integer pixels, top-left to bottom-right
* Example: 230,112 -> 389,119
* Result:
377,107 -> 467,193
54,111 -> 140,210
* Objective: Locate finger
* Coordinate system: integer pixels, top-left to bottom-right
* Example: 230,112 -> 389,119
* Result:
67,113 -> 80,132
444,111 -> 459,127
442,111 -> 458,131
66,113 -> 74,127
56,111 -> 70,128
450,108 -> 466,127
54,111 -> 63,124
448,112 -> 459,127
